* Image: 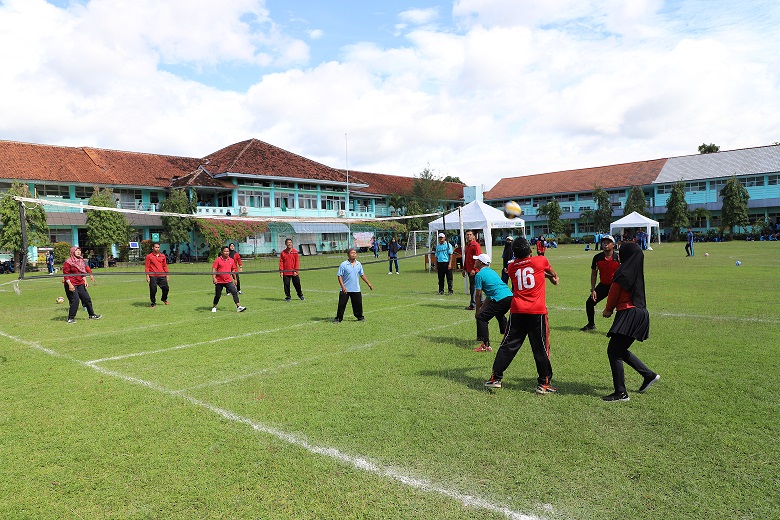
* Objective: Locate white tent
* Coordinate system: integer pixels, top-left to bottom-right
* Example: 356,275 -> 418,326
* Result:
610,211 -> 660,245
427,200 -> 525,258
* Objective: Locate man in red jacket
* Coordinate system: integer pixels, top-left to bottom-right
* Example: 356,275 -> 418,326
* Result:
211,246 -> 246,313
462,230 -> 482,310
145,242 -> 169,307
279,238 -> 304,302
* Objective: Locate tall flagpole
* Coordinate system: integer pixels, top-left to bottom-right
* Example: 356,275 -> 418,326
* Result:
345,133 -> 349,218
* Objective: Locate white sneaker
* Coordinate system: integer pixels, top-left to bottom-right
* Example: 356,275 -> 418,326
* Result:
388,272 -> 392,275
396,272 -> 400,275
211,307 -> 217,313
237,306 -> 247,312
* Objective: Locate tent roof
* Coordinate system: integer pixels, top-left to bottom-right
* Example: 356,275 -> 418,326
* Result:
610,211 -> 659,228
428,200 -> 525,232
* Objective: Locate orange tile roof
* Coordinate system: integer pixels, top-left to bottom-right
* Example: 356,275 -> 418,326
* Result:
485,158 -> 668,200
204,138 -> 349,183
348,169 -> 465,200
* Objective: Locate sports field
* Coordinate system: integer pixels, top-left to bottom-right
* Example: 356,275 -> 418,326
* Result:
1,241 -> 777,519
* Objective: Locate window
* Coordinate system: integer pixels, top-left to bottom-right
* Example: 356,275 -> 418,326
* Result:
320,195 -> 345,210
740,176 -> 764,187
216,193 -> 233,207
74,186 -> 93,199
38,184 -> 70,198
299,194 -> 317,209
242,179 -> 272,187
149,192 -> 161,204
557,194 -> 575,202
275,193 -> 294,210
0,182 -> 12,195
298,183 -> 318,191
274,181 -> 293,189
49,229 -> 71,244
237,190 -> 270,208
768,175 -> 779,185
655,184 -> 673,194
578,193 -> 593,201
685,181 -> 706,192
323,233 -> 348,242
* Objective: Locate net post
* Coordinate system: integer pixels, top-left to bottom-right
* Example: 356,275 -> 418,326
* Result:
19,200 -> 28,280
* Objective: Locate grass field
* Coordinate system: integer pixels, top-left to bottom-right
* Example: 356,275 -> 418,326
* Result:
1,241 -> 778,519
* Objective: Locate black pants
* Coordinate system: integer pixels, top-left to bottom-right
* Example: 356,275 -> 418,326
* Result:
468,274 -> 476,307
585,283 -> 611,326
607,333 -> 654,394
476,296 -> 511,346
492,313 -> 552,386
213,282 -> 239,306
65,284 -> 95,319
234,272 -> 241,291
283,275 -> 303,299
336,291 -> 363,321
149,276 -> 169,305
388,257 -> 399,273
437,262 -> 453,293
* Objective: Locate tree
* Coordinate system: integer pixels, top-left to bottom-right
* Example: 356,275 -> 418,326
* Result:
537,199 -> 563,237
579,208 -> 594,235
624,186 -> 648,217
388,194 -> 406,216
719,176 -> 750,238
195,219 -> 268,258
411,163 -> 447,215
404,199 -> 424,231
0,181 -> 50,273
160,188 -> 197,256
664,181 -> 689,241
86,188 -> 130,267
698,143 -> 720,154
442,175 -> 463,184
593,186 -> 613,233
690,207 -> 711,228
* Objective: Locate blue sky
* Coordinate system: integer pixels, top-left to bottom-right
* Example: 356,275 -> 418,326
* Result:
0,0 -> 778,189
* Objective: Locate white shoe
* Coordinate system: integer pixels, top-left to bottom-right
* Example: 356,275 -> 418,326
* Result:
237,306 -> 247,312
211,307 -> 217,313
388,272 -> 392,275
396,272 -> 400,275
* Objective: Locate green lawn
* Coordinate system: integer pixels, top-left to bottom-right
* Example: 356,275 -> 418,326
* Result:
0,241 -> 777,519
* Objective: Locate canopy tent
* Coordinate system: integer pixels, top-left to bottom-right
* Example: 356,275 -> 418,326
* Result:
609,211 -> 660,245
427,200 -> 525,258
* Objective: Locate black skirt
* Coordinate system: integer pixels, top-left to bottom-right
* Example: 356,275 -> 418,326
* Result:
607,307 -> 650,342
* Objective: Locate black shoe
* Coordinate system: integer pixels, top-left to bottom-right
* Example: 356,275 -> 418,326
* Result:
333,318 -> 342,323
447,290 -> 453,295
285,297 -> 291,302
88,314 -> 102,320
357,317 -> 366,322
150,303 -> 156,308
638,374 -> 660,393
465,306 -> 475,310
580,324 -> 596,331
299,295 -> 305,300
438,291 -> 444,295
602,392 -> 630,402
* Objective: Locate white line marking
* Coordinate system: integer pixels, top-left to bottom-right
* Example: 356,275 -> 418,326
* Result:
550,306 -> 780,324
4,329 -> 546,520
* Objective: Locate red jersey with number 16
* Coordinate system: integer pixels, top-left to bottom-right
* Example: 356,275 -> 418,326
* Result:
508,255 -> 552,314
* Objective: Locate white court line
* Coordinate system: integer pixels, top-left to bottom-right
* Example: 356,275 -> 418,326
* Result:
5,329 -> 545,520
179,318 -> 473,392
550,306 -> 780,324
85,301 -> 429,365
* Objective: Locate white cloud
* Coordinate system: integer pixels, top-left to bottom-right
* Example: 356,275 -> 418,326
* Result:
0,0 -> 778,190
398,7 -> 439,25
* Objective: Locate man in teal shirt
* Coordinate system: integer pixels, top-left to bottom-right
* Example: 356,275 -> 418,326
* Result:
434,233 -> 454,295
473,253 -> 513,352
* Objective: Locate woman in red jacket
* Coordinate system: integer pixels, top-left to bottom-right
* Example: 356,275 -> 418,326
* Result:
601,242 -> 659,401
62,246 -> 101,324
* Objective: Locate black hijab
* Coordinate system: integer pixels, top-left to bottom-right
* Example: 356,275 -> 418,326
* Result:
611,242 -> 646,309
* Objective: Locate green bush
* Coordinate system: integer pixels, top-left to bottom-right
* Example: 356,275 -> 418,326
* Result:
140,239 -> 154,257
118,244 -> 130,262
53,241 -> 71,264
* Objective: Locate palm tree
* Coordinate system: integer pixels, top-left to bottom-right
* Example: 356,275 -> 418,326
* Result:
580,208 -> 594,234
690,207 -> 711,228
388,194 -> 407,216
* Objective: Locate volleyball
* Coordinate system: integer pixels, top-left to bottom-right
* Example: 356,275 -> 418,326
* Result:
56,296 -> 65,304
704,253 -> 709,257
503,201 -> 522,219
735,260 -> 741,266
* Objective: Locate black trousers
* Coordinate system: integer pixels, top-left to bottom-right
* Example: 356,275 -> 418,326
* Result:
149,276 -> 169,304
468,274 -> 476,307
607,333 -> 654,394
476,296 -> 511,346
213,282 -> 239,306
436,262 -> 453,292
234,272 -> 241,291
283,275 -> 303,299
492,313 -> 552,386
585,283 -> 611,326
65,284 -> 94,319
336,291 -> 363,320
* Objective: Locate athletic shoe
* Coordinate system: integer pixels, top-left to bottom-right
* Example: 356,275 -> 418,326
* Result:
88,314 -> 102,320
396,272 -> 400,275
238,290 -> 243,294
536,384 -> 558,395
580,324 -> 596,331
474,343 -> 492,352
388,272 -> 392,275
332,318 -> 342,323
438,291 -> 444,295
465,306 -> 475,310
237,306 -> 247,312
484,377 -> 502,389
602,392 -> 630,402
66,318 -> 76,324
357,317 -> 366,322
211,307 -> 217,313
638,374 -> 660,393
163,301 -> 169,305
150,303 -> 156,308
285,297 -> 291,302
299,295 -> 305,300
447,290 -> 453,295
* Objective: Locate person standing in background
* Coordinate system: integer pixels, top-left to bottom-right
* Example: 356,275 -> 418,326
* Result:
435,233 -> 454,295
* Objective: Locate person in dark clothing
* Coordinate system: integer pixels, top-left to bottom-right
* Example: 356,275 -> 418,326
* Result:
601,242 -> 660,402
581,234 -> 620,331
387,237 -> 400,274
500,236 -> 513,284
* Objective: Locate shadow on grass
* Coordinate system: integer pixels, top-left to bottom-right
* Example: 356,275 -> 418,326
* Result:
428,335 -> 481,350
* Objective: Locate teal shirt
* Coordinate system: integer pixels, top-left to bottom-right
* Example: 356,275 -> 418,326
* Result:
435,241 -> 453,263
475,266 -> 512,301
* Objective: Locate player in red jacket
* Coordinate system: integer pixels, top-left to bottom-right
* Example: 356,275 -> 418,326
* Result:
145,242 -> 169,307
484,237 -> 559,394
228,243 -> 243,294
62,246 -> 101,323
462,230 -> 482,310
279,238 -> 304,301
211,246 -> 246,313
